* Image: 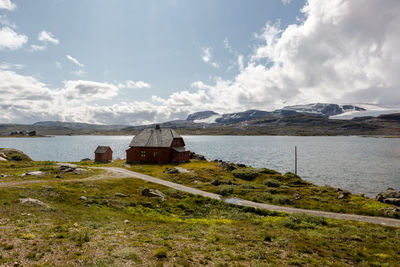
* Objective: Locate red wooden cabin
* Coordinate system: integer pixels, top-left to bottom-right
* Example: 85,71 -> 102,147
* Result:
94,146 -> 113,163
126,125 -> 190,164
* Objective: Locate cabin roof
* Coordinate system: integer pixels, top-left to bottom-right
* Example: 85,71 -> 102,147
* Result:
172,147 -> 189,152
129,128 -> 182,148
95,146 -> 111,154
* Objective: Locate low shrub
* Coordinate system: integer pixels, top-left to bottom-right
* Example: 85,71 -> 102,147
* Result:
263,179 -> 281,188
281,213 -> 327,229
218,185 -> 234,196
154,248 -> 168,259
258,168 -> 280,175
272,195 -> 293,205
232,168 -> 258,181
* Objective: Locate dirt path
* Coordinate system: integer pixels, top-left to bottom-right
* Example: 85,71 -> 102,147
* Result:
98,167 -> 400,228
1,166 -> 399,227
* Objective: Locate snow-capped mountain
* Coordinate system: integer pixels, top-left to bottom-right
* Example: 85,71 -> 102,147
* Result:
184,103 -> 400,124
281,103 -> 365,117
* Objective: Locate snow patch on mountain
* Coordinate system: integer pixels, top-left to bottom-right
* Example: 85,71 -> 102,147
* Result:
330,104 -> 400,119
193,114 -> 222,123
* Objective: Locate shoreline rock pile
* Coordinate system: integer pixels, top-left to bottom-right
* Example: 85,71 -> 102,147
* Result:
376,188 -> 400,206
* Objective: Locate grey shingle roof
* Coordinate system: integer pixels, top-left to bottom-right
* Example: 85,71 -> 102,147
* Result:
95,146 -> 111,154
172,147 -> 189,152
129,128 -> 182,147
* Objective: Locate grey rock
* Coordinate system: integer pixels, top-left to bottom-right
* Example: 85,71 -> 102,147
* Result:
115,192 -> 128,198
19,198 -> 50,208
376,188 -> 400,206
165,168 -> 178,174
79,196 -> 87,201
142,188 -> 166,200
293,193 -> 302,200
55,175 -> 63,179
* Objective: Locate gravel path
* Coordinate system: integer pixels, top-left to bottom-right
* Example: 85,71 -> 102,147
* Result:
100,167 -> 400,228
1,166 -> 399,227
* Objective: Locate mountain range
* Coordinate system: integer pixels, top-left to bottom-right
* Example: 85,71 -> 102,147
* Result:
1,103 -> 399,136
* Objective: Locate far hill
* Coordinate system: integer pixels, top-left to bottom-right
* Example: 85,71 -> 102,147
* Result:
1,103 -> 400,136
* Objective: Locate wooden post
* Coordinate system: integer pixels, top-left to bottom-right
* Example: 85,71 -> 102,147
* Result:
295,146 -> 297,175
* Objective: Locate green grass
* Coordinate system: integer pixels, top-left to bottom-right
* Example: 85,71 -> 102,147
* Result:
120,160 -> 399,219
0,158 -> 399,265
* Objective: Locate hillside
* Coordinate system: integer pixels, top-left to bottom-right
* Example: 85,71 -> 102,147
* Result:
0,157 -> 399,266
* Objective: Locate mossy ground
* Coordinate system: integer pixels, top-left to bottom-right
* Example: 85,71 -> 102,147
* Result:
116,160 -> 398,218
0,158 -> 399,266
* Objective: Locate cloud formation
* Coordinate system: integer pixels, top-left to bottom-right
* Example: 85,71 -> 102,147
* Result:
0,0 -> 15,11
201,47 -> 219,68
38,30 -> 59,45
0,26 -> 27,50
66,55 -> 84,68
118,80 -> 151,89
1,0 -> 400,125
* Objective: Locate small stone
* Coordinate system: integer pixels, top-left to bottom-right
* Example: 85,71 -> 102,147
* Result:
293,193 -> 302,200
73,223 -> 79,227
56,175 -> 63,179
115,192 -> 128,198
79,196 -> 87,201
124,219 -> 130,224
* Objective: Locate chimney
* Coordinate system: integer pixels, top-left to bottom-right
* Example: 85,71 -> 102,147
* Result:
155,124 -> 160,130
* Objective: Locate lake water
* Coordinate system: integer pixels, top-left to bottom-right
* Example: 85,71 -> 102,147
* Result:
0,135 -> 399,197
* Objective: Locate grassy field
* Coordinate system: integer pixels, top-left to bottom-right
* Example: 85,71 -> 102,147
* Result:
104,160 -> 399,219
1,154 -> 399,266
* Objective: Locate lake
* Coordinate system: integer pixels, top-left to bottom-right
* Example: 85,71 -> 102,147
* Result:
0,135 -> 399,197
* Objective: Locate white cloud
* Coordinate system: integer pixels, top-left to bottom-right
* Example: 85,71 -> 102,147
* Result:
66,54 -> 84,68
38,30 -> 59,45
1,0 -> 400,125
73,69 -> 86,77
281,0 -> 291,5
0,14 -> 16,28
118,80 -> 151,89
29,44 -> 45,52
0,26 -> 27,50
0,0 -> 16,11
55,61 -> 62,69
201,47 -> 220,68
62,80 -> 118,100
0,62 -> 24,70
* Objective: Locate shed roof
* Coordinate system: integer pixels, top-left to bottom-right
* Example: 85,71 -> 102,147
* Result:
95,146 -> 112,154
129,128 -> 182,148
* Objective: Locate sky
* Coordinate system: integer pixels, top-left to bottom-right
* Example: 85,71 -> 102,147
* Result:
1,0 -> 400,125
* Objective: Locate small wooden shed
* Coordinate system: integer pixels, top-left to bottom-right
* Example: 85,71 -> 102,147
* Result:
94,146 -> 113,163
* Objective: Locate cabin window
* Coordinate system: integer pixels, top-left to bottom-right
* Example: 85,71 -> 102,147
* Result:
141,151 -> 146,158
153,151 -> 158,158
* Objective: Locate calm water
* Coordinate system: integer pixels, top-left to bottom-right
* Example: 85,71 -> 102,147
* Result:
0,135 -> 399,196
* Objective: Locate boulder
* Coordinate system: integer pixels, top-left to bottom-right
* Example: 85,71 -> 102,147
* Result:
19,198 -> 50,209
142,188 -> 166,200
165,168 -> 178,174
25,171 -> 44,176
80,158 -> 91,162
190,152 -> 206,161
0,156 -> 7,162
376,188 -> 400,206
376,188 -> 400,202
115,192 -> 128,198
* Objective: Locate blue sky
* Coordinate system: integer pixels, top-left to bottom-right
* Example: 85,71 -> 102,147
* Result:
1,0 -> 400,125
